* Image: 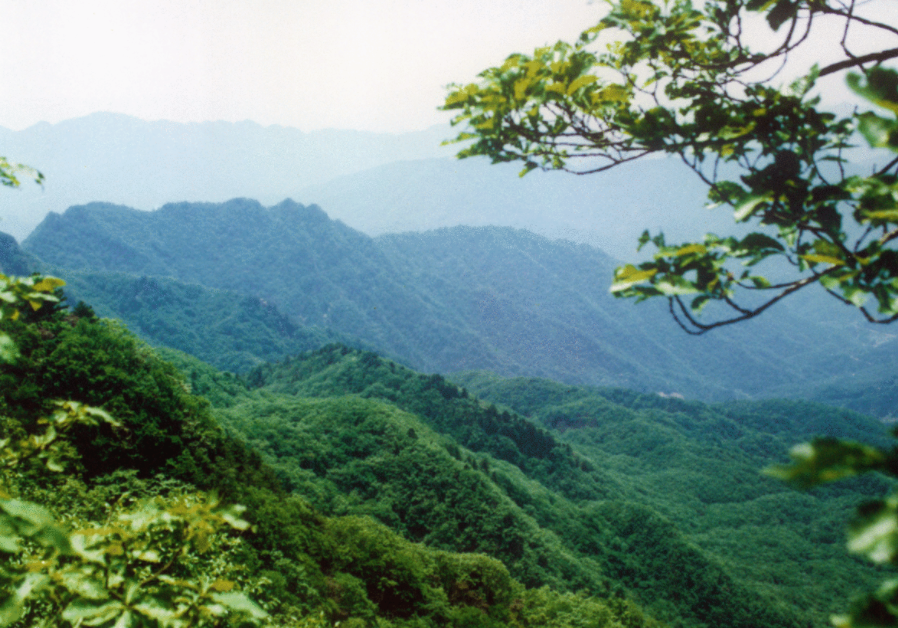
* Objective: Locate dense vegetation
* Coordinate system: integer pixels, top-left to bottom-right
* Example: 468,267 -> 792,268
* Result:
452,373 -> 893,616
3,200 -> 896,626
170,343 -> 889,628
19,201 -> 898,410
1,281 -> 668,627
59,271 -> 364,373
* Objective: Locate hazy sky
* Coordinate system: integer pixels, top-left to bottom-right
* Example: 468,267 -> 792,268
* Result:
1,1 -> 892,134
0,0 -> 603,133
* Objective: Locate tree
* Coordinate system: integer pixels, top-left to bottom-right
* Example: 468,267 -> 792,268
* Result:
443,1 -> 898,625
443,0 -> 898,335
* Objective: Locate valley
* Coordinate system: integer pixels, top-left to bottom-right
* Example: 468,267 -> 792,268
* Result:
1,194 -> 896,627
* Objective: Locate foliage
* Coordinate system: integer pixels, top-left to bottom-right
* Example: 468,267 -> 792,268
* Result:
0,282 -> 266,628
58,271 -> 352,374
0,158 -> 42,190
443,0 -> 898,334
208,344 -> 887,628
451,371 -> 892,626
1,487 -> 265,628
443,3 -> 898,623
0,273 -> 65,362
0,277 -> 670,628
246,345 -> 616,503
769,436 -> 898,627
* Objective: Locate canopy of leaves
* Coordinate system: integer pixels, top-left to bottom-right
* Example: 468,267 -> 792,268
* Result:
212,344 -> 894,628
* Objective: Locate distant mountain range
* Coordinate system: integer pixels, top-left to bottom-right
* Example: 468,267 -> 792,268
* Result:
13,197 -> 898,412
5,112 -> 742,260
0,113 -> 449,240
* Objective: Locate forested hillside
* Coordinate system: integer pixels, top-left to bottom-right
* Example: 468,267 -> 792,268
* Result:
1,282 -> 665,628
18,199 -> 898,411
451,372 -> 893,611
2,263 -> 893,627
176,342 -> 892,628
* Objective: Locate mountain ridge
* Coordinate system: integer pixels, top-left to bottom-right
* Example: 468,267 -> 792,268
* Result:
20,198 -> 898,409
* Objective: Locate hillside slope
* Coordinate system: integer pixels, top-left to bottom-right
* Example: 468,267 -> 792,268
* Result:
213,344 -> 890,628
1,291 -> 665,628
21,199 -> 898,404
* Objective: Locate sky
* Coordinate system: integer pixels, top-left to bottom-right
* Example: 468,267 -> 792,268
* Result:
1,1 -> 894,134
0,0 -> 604,133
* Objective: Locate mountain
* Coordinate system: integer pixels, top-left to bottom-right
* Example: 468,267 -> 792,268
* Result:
4,113 -> 740,262
1,290 -> 666,628
6,220 -> 895,627
451,371 -> 893,618
294,155 -> 731,260
58,271 -> 367,373
0,113 -> 451,241
0,231 -> 35,275
21,198 -> 898,407
209,343 -> 889,628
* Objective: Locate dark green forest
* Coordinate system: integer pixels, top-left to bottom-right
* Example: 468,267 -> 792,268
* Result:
3,198 -> 898,627
1,289 -> 664,628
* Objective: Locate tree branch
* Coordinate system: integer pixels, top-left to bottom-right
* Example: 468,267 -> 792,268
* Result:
819,47 -> 898,77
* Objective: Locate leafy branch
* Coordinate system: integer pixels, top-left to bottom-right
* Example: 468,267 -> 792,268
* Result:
443,0 -> 898,333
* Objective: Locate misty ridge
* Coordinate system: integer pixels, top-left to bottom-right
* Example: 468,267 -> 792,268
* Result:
3,112 -> 735,259
2,113 -> 896,416
8,193 -> 897,418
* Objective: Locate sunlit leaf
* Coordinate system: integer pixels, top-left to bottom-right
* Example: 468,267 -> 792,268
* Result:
611,265 -> 657,292
801,254 -> 844,266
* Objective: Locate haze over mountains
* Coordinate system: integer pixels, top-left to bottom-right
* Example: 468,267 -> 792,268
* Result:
4,112 -> 732,260
13,197 -> 898,414
2,113 -> 897,414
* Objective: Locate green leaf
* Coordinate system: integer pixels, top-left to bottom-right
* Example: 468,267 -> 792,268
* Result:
733,194 -> 768,222
62,600 -> 126,626
737,233 -> 785,254
848,497 -> 898,563
0,573 -> 50,626
848,68 -> 898,115
668,244 -> 707,257
857,112 -> 898,150
766,438 -> 886,489
211,592 -> 268,620
801,254 -> 844,266
611,265 -> 657,292
567,75 -> 598,96
861,209 -> 898,223
654,277 -> 700,296
0,335 -> 18,364
31,277 -> 66,292
765,0 -> 799,31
